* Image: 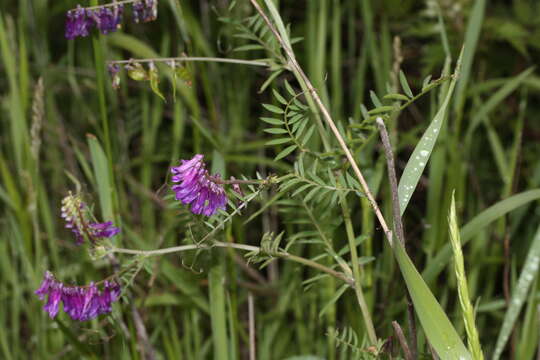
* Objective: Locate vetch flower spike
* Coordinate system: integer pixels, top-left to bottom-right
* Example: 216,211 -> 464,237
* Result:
65,5 -> 93,39
89,221 -> 120,239
171,154 -> 228,217
35,271 -> 121,321
88,5 -> 124,35
61,192 -> 120,245
66,0 -> 157,40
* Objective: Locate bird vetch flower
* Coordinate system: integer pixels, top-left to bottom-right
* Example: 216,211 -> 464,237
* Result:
65,5 -> 93,39
35,271 -> 121,321
171,154 -> 228,217
66,0 -> 155,40
61,192 -> 120,245
88,5 -> 124,35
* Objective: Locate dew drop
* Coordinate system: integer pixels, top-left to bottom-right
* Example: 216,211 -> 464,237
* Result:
420,150 -> 429,157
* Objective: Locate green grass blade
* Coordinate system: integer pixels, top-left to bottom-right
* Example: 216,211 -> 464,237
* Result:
319,283 -> 348,319
492,224 -> 540,360
453,0 -> 486,116
398,48 -> 463,215
87,134 -> 114,221
0,15 -> 28,171
484,120 -> 509,183
423,189 -> 540,282
516,275 -> 539,360
393,241 -> 472,360
360,0 -> 384,93
263,0 -> 292,50
209,263 -> 229,360
91,28 -> 112,162
465,67 -> 534,143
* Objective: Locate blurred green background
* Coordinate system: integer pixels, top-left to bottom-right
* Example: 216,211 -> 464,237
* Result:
1,0 -> 540,358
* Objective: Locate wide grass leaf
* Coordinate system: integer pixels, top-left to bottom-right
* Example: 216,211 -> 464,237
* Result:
87,134 -> 114,221
398,48 -> 463,215
393,241 -> 471,359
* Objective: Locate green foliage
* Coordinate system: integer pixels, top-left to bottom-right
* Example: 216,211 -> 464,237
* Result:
398,48 -> 462,214
261,85 -> 315,159
326,327 -> 386,359
1,0 -> 539,359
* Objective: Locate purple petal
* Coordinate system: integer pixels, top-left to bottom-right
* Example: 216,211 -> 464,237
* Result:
35,271 -> 55,300
170,155 -> 228,217
43,285 -> 63,318
89,221 -> 120,239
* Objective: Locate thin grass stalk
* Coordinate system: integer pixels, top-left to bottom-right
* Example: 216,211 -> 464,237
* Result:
90,0 -> 118,229
453,0 -> 487,133
313,0 -> 329,107
339,192 -> 377,344
248,292 -> 256,360
359,0 -> 384,94
330,0 -> 343,120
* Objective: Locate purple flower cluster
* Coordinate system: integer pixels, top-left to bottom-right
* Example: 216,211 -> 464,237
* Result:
65,6 -> 93,39
89,221 -> 120,238
35,271 -> 121,321
66,0 -> 158,40
66,4 -> 123,39
88,6 -> 124,35
171,155 -> 228,217
61,193 -> 120,245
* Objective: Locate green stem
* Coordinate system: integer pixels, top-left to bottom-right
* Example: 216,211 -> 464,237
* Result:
111,241 -> 352,285
396,76 -> 453,113
210,177 -> 269,185
339,192 -> 378,344
108,57 -> 269,67
282,253 -> 351,285
251,0 -> 332,152
301,201 -> 353,277
78,0 -> 139,11
112,241 -> 259,256
91,2 -> 112,166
